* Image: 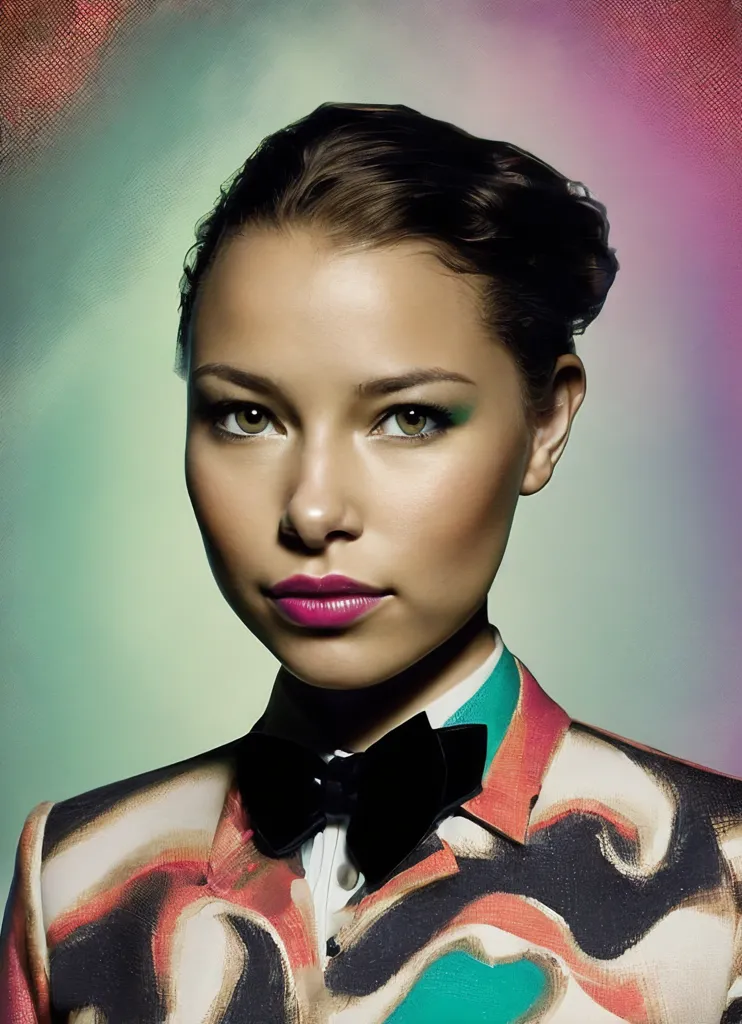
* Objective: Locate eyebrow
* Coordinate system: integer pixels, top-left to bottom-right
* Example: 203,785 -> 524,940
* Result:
191,363 -> 476,397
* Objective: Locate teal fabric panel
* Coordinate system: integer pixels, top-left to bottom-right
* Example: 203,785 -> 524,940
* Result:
384,950 -> 547,1022
443,643 -> 521,774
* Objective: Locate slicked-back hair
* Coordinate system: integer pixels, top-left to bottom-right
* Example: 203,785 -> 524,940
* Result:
176,102 -> 618,413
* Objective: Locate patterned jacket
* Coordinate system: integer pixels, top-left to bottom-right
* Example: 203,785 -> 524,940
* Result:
3,644 -> 742,1023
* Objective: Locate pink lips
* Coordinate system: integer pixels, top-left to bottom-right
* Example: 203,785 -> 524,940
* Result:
267,574 -> 391,628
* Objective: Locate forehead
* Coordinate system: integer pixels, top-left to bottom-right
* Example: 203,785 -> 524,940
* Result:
191,227 -> 496,376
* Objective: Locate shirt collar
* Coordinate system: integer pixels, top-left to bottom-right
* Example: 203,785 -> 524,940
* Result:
424,624 -> 505,729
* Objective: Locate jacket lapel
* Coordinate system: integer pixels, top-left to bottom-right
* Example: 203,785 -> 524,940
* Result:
460,656 -> 572,843
207,779 -> 319,972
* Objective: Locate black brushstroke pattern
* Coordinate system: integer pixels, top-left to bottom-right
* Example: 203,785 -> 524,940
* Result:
722,999 -> 742,1024
49,872 -> 170,1022
221,916 -> 297,1024
326,742 -> 734,995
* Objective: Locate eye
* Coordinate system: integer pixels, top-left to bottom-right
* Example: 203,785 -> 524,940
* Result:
375,404 -> 454,439
211,402 -> 279,438
201,399 -> 456,442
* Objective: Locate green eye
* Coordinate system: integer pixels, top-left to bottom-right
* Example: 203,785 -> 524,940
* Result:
233,406 -> 270,434
395,408 -> 429,435
377,403 -> 460,441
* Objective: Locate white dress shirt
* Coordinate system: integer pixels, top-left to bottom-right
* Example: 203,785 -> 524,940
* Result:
301,627 -> 504,961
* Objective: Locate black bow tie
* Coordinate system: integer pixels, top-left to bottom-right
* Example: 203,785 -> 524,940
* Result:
235,712 -> 487,889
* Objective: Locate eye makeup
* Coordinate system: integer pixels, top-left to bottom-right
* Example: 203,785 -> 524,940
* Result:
191,394 -> 476,446
449,403 -> 475,426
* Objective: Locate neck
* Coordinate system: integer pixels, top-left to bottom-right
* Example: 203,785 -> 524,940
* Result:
257,603 -> 496,753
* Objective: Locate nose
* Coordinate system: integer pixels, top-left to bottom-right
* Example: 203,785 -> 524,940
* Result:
280,434 -> 362,550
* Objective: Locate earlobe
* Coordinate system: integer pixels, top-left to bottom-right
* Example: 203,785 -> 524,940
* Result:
519,446 -> 554,497
519,355 -> 586,497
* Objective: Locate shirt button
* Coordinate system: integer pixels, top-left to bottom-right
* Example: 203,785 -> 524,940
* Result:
336,862 -> 359,890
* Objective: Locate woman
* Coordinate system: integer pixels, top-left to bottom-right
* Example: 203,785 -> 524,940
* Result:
2,102 -> 741,1024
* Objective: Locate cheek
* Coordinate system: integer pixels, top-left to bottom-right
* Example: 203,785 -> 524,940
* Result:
185,444 -> 274,564
385,446 -> 523,579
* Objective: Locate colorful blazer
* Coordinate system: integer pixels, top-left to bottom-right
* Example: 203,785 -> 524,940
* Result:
4,645 -> 742,1023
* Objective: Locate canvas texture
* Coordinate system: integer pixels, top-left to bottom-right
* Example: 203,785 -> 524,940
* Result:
3,645 -> 742,1022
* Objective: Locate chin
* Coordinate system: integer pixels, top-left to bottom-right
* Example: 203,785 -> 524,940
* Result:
282,655 -> 393,690
275,639 -> 411,690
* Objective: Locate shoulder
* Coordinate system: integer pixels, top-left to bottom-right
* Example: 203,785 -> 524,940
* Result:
30,738 -> 242,931
42,739 -> 240,860
564,718 -> 742,797
543,716 -> 742,809
533,717 -> 742,877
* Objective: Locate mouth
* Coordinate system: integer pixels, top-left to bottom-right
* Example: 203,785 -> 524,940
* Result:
264,575 -> 393,628
266,573 -> 391,598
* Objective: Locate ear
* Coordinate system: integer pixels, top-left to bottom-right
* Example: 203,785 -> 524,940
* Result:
520,355 -> 586,497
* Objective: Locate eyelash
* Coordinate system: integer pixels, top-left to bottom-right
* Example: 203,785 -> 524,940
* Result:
200,399 -> 457,445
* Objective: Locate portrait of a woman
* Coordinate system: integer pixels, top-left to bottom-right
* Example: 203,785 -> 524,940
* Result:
2,102 -> 742,1023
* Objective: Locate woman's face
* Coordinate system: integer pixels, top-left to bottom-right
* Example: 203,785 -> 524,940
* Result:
186,226 -> 578,689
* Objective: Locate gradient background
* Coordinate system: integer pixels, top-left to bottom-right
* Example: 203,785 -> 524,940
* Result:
1,0 -> 741,897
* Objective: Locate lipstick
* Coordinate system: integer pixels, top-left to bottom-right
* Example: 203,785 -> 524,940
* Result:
266,574 -> 391,628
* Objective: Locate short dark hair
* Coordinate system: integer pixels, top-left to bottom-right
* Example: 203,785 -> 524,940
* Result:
176,102 -> 618,412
